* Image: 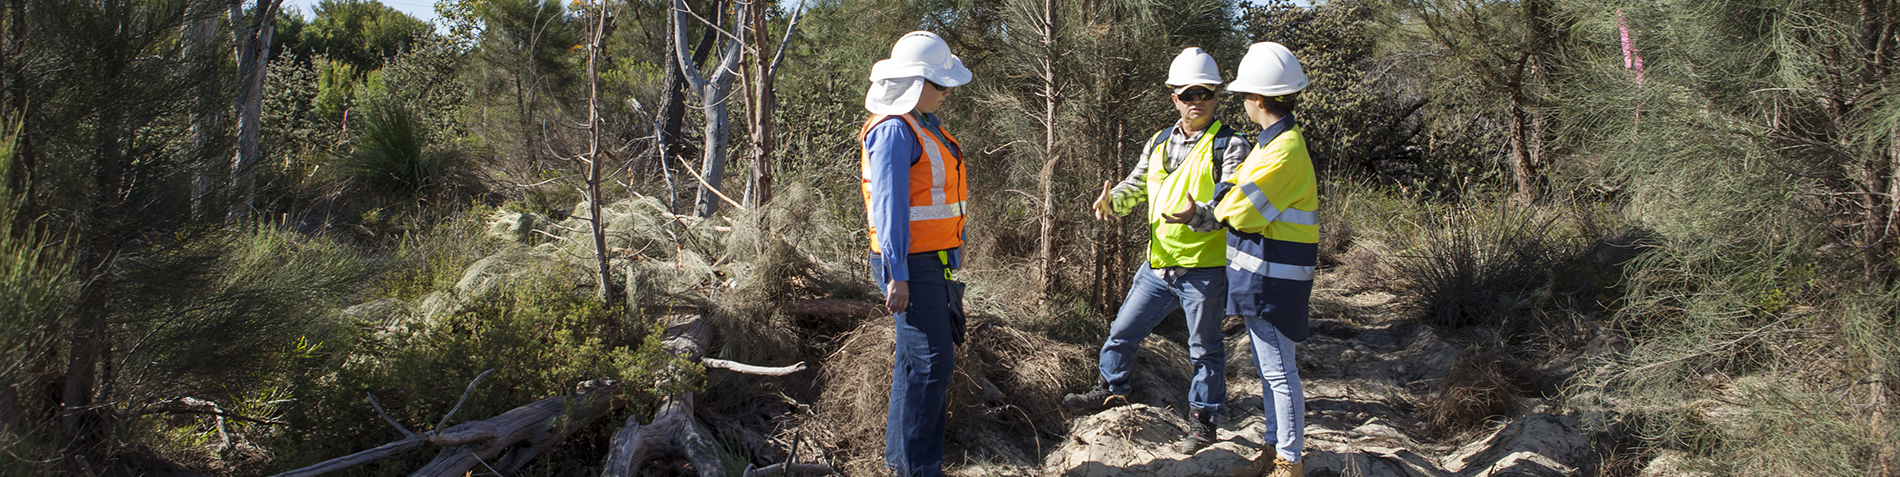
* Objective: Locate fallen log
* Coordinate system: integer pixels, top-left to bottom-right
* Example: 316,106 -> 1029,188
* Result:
778,298 -> 883,319
599,315 -> 834,477
413,379 -> 621,477
270,380 -> 621,477
601,316 -> 726,477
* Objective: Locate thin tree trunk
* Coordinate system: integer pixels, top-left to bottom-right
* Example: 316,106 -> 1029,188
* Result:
693,78 -> 735,217
656,15 -> 686,213
5,0 -> 33,227
584,5 -> 615,306
1035,0 -> 1059,304
745,0 -> 774,208
227,0 -> 280,224
1506,90 -> 1535,204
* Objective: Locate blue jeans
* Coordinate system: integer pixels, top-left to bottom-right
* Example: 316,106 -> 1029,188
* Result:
1244,314 -> 1303,462
872,253 -> 955,477
1098,262 -> 1227,412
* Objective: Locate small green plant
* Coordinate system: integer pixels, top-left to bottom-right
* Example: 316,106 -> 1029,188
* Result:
332,101 -> 476,199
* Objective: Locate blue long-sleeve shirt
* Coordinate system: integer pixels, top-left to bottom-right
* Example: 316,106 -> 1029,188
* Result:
865,112 -> 964,283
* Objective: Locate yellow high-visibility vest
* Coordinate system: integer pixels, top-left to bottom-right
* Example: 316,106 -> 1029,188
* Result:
1144,121 -> 1234,268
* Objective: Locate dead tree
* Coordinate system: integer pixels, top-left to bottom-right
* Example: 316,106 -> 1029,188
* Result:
227,0 -> 280,223
673,0 -> 744,218
599,315 -> 826,477
271,377 -> 621,477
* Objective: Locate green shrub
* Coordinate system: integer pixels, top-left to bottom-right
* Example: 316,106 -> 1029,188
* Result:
267,269 -> 697,476
331,101 -> 478,199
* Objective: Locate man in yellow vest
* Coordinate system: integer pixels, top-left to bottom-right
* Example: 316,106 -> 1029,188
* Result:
1063,47 -> 1253,455
1169,41 -> 1315,477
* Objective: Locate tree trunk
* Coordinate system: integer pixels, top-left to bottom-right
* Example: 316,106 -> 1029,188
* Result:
1506,90 -> 1535,204
1035,0 -> 1059,304
5,0 -> 34,227
186,3 -> 224,221
413,383 -> 620,476
656,15 -> 686,213
600,316 -> 725,477
584,5 -> 616,306
684,0 -> 744,218
271,382 -> 622,477
745,0 -> 774,208
65,18 -> 131,450
227,0 -> 280,224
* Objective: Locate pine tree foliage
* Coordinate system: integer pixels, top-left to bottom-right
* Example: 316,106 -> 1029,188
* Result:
1555,1 -> 1900,472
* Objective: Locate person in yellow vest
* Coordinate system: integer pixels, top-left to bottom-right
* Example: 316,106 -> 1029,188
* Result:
1167,41 -> 1314,477
1063,47 -> 1253,455
859,30 -> 970,477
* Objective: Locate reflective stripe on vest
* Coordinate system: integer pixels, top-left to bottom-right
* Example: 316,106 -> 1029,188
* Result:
1227,245 -> 1315,281
1143,121 -> 1230,268
1237,181 -> 1318,226
860,113 -> 967,254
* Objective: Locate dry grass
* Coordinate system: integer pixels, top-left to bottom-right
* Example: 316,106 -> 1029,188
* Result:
807,313 -> 1089,474
1424,347 -> 1534,441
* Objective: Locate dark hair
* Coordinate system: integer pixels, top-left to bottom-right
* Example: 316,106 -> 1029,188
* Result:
1253,92 -> 1300,116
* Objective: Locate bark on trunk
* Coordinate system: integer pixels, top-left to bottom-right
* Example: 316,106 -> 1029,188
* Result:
656,14 -> 687,213
680,0 -> 744,218
269,381 -> 621,477
1506,91 -> 1535,204
226,0 -> 280,224
744,0 -> 775,208
600,316 -> 724,477
413,382 -> 620,476
1035,0 -> 1060,305
186,3 -> 224,221
584,6 -> 616,306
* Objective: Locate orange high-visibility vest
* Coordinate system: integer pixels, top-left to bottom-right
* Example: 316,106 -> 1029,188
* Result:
860,114 -> 967,254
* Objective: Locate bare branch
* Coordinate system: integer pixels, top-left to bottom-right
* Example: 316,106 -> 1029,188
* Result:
435,368 -> 496,433
701,358 -> 806,376
366,392 -> 415,438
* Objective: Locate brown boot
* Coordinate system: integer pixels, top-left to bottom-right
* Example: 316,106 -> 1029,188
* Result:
1266,457 -> 1303,477
1226,452 -> 1302,477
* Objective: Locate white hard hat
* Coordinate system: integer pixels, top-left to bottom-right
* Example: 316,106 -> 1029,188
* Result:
868,31 -> 971,86
1165,47 -> 1223,88
865,31 -> 971,114
1228,42 -> 1307,97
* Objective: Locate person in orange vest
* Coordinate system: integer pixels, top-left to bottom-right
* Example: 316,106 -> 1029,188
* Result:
859,30 -> 971,477
1169,41 -> 1316,477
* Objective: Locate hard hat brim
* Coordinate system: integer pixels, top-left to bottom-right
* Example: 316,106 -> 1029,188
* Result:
865,77 -> 928,115
868,56 -> 972,87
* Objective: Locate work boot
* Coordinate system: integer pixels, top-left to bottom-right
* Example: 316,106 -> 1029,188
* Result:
1226,452 -> 1302,477
1061,381 -> 1128,414
1177,407 -> 1215,454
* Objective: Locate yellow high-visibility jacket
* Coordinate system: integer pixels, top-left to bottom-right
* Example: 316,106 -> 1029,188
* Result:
1214,116 -> 1316,341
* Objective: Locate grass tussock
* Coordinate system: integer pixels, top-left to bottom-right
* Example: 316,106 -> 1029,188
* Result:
809,314 -> 1089,474
1423,347 -> 1536,441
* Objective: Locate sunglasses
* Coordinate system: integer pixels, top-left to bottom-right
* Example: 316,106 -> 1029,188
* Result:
929,81 -> 948,92
1176,89 -> 1217,102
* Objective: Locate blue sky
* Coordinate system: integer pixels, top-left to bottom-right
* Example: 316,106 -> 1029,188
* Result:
279,0 -> 443,23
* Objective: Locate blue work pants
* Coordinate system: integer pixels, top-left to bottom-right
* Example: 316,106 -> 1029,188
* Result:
871,253 -> 955,477
1098,263 -> 1227,412
1244,314 -> 1304,463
